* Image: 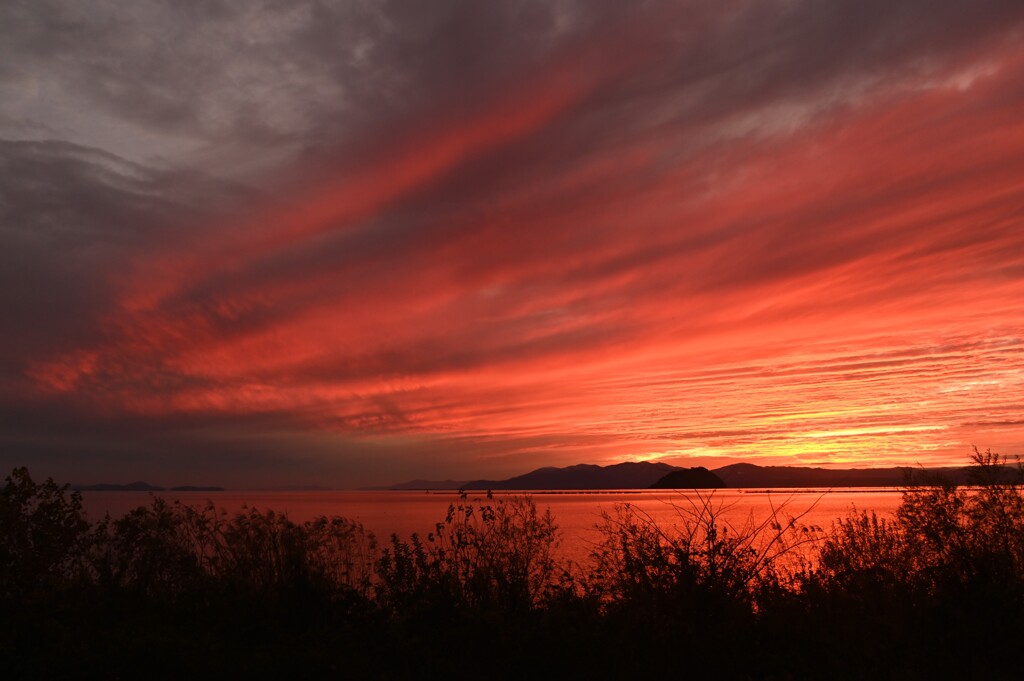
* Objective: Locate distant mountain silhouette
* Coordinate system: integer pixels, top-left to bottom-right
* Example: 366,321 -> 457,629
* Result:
389,462 -> 682,490
73,482 -> 226,492
467,462 -> 682,490
73,481 -> 164,492
651,467 -> 725,489
389,461 -> 998,490
713,463 -> 968,488
379,479 -> 469,491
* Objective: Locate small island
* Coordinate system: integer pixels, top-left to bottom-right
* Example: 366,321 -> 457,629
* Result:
650,466 -> 726,489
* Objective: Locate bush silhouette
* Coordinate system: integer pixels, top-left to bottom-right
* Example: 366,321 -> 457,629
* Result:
796,448 -> 1024,679
0,467 -> 91,599
376,492 -> 560,613
3,449 -> 1024,679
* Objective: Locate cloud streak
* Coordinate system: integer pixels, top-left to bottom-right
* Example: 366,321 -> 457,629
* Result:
2,0 -> 1024,486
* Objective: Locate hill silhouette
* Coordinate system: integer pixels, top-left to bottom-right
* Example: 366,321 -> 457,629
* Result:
712,462 -> 972,487
389,461 -> 999,490
650,467 -> 725,489
72,481 -> 164,492
71,482 -> 225,492
464,461 -> 681,490
390,461 -> 680,490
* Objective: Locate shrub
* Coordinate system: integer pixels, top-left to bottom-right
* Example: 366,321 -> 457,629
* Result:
897,448 -> 1024,594
4,449 -> 1024,678
375,492 -> 560,613
798,448 -> 1024,679
90,498 -> 218,601
0,467 -> 91,598
215,506 -> 376,608
590,492 -> 820,607
815,510 -> 909,590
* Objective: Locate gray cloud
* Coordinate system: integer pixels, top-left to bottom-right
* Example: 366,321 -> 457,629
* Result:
0,138 -> 253,390
0,0 -> 601,175
2,0 -> 1017,196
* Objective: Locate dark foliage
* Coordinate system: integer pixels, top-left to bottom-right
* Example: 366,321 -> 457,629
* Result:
2,449 -> 1023,679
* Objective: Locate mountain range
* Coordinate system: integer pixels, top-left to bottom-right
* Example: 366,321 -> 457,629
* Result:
72,482 -> 225,492
387,460 -> 985,490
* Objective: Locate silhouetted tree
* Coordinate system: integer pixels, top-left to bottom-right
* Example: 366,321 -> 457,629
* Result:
0,467 -> 90,598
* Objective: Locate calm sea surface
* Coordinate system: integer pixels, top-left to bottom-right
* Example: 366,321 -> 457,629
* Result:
79,489 -> 904,565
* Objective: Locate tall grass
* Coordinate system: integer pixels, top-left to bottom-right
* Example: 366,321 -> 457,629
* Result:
3,449 -> 1023,679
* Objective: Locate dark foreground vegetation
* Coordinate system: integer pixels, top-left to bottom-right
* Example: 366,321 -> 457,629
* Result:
3,449 -> 1023,680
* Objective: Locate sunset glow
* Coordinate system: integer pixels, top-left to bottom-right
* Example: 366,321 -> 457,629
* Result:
2,1 -> 1023,487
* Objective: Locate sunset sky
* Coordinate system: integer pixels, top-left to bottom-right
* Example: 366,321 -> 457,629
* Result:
2,0 -> 1023,488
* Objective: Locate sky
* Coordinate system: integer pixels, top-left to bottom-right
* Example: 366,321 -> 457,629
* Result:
2,0 -> 1024,488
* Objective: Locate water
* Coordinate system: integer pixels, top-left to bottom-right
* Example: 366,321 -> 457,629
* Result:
78,488 -> 905,565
